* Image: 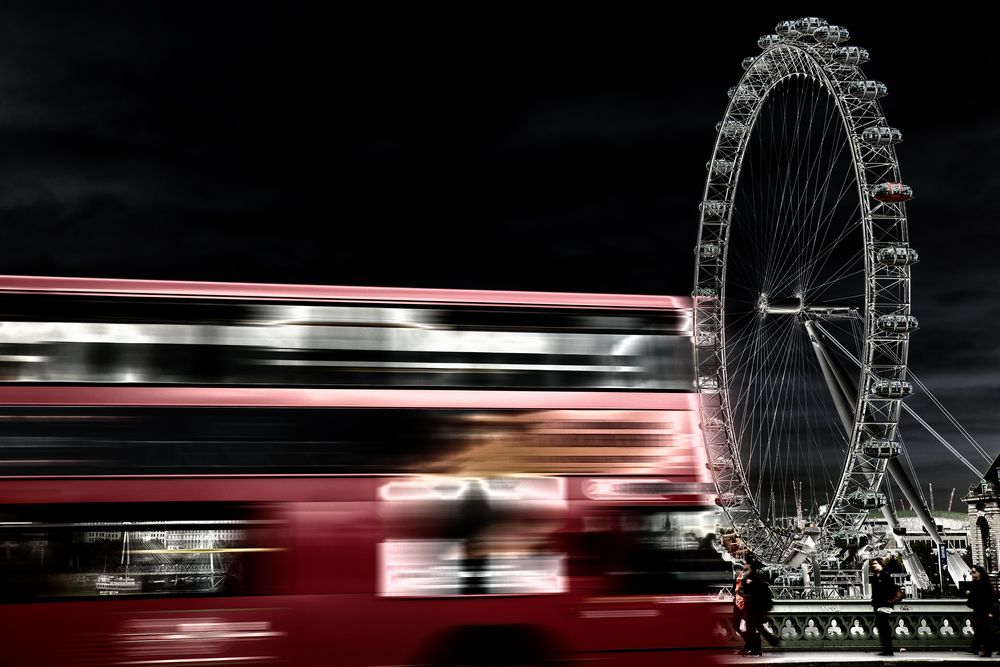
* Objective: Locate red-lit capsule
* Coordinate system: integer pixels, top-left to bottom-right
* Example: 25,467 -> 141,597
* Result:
871,182 -> 913,203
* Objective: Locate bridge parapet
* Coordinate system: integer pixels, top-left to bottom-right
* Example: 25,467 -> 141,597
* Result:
712,600 -> 974,650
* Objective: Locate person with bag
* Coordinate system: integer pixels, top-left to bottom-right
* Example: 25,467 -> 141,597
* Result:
732,561 -> 748,654
965,565 -> 996,657
870,558 -> 901,656
734,557 -> 780,656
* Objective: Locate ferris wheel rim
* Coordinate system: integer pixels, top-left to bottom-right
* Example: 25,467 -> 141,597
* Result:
693,22 -> 914,565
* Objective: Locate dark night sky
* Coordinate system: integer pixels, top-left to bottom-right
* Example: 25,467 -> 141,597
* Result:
0,4 -> 996,500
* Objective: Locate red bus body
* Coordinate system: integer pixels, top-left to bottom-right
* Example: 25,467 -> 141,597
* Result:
0,277 -> 724,667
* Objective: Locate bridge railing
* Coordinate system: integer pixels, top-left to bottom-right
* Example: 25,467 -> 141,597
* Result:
710,599 -> 975,651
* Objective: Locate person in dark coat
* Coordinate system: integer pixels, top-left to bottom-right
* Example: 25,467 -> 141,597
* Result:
870,558 -> 897,656
965,565 -> 996,657
734,557 -> 780,656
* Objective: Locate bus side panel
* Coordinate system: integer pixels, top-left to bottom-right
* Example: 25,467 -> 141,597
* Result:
288,497 -> 579,666
0,597 -> 294,667
570,597 -> 720,666
287,499 -> 381,665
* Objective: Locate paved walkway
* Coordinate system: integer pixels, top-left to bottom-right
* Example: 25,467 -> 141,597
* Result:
718,650 -> 996,664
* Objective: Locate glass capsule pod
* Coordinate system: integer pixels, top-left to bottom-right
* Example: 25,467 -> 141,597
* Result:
715,493 -> 746,508
846,490 -> 887,510
699,200 -> 729,215
716,119 -> 747,139
877,314 -> 919,333
707,159 -> 735,176
794,16 -> 828,35
698,376 -> 720,392
861,126 -> 903,146
832,46 -> 869,65
814,25 -> 850,43
871,182 -> 913,203
695,330 -> 719,347
758,34 -> 782,49
846,80 -> 887,100
877,246 -> 919,266
698,242 -> 722,258
775,20 -> 799,36
833,531 -> 869,549
861,438 -> 902,458
869,379 -> 913,399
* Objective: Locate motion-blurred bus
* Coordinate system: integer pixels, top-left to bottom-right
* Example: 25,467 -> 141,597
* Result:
0,276 -> 727,666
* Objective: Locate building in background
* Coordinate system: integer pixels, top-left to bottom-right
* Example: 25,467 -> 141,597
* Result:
963,453 -> 1000,574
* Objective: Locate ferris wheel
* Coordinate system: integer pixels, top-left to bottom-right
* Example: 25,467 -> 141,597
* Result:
693,17 -> 919,566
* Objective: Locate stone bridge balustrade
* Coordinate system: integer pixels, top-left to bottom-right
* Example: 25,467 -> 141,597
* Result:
712,599 -> 976,650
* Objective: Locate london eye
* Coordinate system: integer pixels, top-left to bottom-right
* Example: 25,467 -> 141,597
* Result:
693,17 -> 919,566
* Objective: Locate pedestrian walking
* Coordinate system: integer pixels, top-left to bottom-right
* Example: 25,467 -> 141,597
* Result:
965,564 -> 997,657
870,558 -> 901,656
734,557 -> 780,656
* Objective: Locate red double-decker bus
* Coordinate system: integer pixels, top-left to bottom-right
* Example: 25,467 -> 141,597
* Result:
0,276 -> 726,666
